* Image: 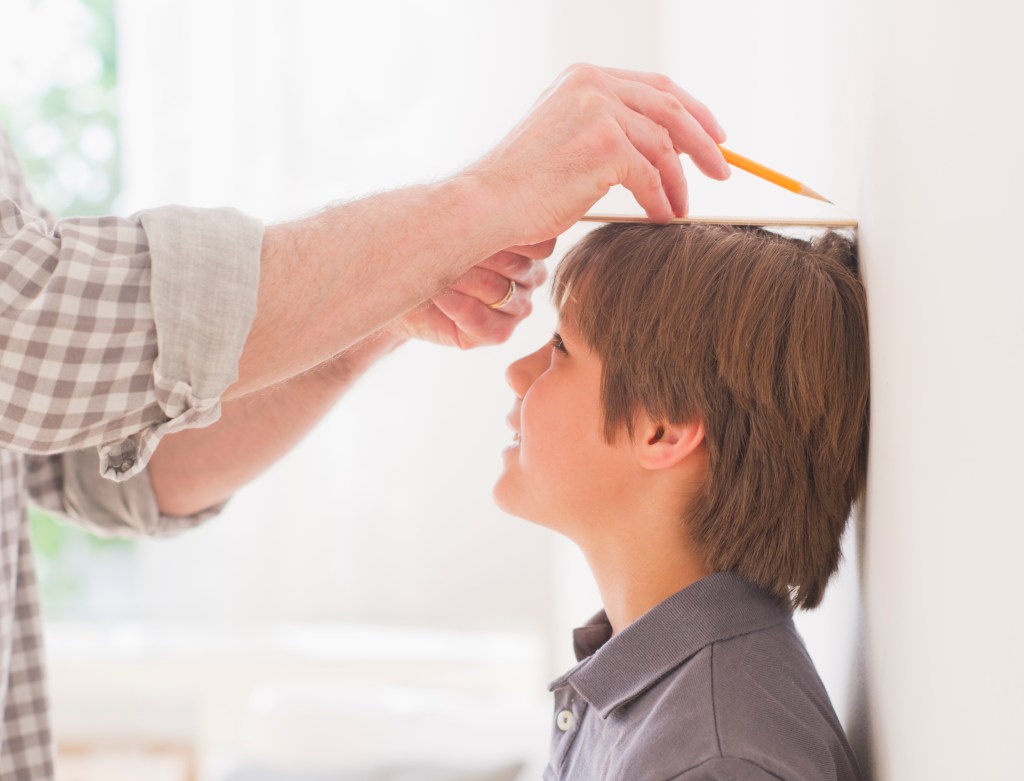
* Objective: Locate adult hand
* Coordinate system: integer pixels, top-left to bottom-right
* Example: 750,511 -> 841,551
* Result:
464,64 -> 729,247
388,239 -> 555,349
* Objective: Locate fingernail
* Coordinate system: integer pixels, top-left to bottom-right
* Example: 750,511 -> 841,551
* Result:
719,161 -> 731,179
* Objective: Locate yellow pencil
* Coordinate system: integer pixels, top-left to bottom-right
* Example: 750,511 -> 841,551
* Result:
719,146 -> 832,204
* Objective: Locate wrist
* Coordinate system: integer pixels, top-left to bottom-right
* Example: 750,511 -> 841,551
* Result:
440,171 -> 517,257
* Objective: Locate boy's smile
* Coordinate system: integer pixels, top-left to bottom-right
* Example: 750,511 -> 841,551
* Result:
494,317 -> 638,537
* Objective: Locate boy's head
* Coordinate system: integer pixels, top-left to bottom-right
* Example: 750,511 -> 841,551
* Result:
495,222 -> 869,610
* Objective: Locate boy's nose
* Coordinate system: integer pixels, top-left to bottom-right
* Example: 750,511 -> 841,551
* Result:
505,344 -> 548,399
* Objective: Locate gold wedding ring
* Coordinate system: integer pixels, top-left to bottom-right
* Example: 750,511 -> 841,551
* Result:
488,279 -> 516,310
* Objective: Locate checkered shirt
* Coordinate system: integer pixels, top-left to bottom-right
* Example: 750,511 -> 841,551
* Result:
0,127 -> 263,779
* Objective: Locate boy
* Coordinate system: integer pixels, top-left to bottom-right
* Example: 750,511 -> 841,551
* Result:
494,223 -> 868,780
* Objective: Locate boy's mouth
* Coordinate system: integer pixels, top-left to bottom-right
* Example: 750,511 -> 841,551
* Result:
502,430 -> 521,455
506,409 -> 522,446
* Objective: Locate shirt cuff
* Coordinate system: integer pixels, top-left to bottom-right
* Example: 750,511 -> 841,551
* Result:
97,205 -> 263,481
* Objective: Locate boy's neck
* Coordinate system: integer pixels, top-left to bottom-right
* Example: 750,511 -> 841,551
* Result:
578,521 -> 711,636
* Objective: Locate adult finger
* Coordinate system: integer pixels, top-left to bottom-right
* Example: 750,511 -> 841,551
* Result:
505,238 -> 557,260
613,131 -> 676,223
614,110 -> 689,217
406,302 -> 460,348
674,162 -> 689,221
602,66 -> 727,144
477,252 -> 548,289
449,266 -> 534,317
433,288 -> 520,348
612,78 -> 730,182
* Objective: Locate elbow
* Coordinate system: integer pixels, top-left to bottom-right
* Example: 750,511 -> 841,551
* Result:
148,455 -> 226,519
151,477 -> 224,519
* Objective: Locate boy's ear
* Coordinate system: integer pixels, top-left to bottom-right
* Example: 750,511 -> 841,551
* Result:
634,416 -> 706,471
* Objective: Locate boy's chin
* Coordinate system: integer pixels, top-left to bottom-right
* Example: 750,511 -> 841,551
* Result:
492,478 -> 537,523
492,481 -> 563,533
491,478 -> 521,517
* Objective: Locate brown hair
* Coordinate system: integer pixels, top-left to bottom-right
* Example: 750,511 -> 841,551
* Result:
552,223 -> 869,610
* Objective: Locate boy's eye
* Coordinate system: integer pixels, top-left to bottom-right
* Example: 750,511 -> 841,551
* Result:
550,332 -> 568,355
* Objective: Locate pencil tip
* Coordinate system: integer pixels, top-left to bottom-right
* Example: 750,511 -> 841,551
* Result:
801,185 -> 833,204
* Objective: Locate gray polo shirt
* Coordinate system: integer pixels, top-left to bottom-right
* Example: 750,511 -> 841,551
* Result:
545,572 -> 863,780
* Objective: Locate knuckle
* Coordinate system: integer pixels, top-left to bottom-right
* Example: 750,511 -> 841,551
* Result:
577,90 -> 610,116
663,94 -> 684,116
652,72 -> 674,92
564,62 -> 600,87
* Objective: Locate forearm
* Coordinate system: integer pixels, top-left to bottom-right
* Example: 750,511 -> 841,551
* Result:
149,329 -> 407,517
221,66 -> 733,402
225,177 -> 506,401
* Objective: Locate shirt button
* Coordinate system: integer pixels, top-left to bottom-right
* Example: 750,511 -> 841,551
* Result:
118,458 -> 135,473
556,709 -> 575,732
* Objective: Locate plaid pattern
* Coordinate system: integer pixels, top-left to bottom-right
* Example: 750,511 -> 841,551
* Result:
0,128 -> 262,778
0,457 -> 51,781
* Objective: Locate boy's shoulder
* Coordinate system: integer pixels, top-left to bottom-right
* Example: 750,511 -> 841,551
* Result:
545,573 -> 863,781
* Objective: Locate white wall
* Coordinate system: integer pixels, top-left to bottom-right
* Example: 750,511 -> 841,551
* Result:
853,2 -> 1024,779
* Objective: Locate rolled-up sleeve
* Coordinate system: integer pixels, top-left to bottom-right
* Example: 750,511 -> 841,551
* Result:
2,193 -> 262,532
3,119 -> 265,537
103,204 -> 263,478
0,199 -> 262,472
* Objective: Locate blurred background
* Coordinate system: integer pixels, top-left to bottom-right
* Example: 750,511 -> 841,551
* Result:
0,1 -> 862,779
4,1 -> 1021,780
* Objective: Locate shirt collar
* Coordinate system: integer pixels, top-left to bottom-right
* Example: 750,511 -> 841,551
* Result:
549,572 -> 792,718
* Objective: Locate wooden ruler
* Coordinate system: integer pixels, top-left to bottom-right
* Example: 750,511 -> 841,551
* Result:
579,213 -> 858,229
